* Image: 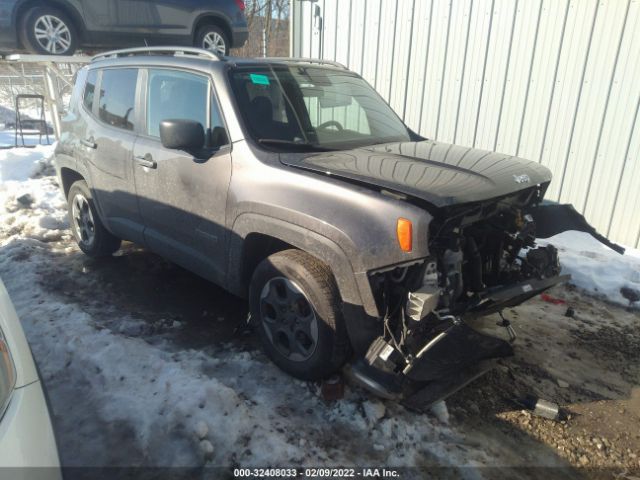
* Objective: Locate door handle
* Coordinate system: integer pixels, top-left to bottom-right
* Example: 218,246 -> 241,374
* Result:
135,154 -> 157,169
80,138 -> 97,149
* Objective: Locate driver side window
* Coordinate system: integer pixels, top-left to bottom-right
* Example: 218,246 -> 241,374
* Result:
147,69 -> 228,148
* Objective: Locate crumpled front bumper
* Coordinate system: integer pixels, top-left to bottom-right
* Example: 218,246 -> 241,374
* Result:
347,202 -> 625,409
348,272 -> 570,410
348,319 -> 515,410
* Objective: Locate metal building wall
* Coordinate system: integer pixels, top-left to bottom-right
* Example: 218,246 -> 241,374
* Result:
291,0 -> 640,248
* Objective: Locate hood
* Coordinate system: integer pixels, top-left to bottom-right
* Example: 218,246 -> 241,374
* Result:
280,141 -> 552,207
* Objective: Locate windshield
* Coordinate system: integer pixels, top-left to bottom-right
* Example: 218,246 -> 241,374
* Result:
229,65 -> 412,150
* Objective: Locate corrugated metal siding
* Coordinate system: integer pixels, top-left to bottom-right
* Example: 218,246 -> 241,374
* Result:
292,0 -> 640,248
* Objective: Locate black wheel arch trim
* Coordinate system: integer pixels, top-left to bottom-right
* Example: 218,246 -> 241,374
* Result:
192,12 -> 233,45
54,155 -> 112,235
229,213 -> 380,320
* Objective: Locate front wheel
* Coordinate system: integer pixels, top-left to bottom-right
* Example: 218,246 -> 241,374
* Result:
249,250 -> 350,380
195,25 -> 229,56
67,181 -> 121,257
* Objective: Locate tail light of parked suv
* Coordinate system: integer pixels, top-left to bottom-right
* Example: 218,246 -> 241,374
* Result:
234,0 -> 246,11
0,327 -> 16,419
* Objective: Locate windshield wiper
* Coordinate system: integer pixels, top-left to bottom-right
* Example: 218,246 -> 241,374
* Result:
257,139 -> 334,151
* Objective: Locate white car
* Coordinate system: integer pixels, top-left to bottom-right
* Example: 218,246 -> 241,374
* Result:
0,277 -> 62,478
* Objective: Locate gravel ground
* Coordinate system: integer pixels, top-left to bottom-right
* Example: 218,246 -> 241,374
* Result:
448,283 -> 640,476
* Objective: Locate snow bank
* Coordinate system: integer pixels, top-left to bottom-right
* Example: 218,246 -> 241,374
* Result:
540,231 -> 640,308
0,142 -> 54,182
0,143 -> 66,242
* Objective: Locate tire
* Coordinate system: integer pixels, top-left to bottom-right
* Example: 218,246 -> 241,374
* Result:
249,249 -> 351,380
67,181 -> 121,258
20,6 -> 78,55
195,24 -> 229,56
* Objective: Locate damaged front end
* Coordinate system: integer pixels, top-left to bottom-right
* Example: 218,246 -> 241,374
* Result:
348,186 -> 612,410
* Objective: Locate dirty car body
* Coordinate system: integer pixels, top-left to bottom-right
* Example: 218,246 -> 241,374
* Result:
54,49 -> 622,408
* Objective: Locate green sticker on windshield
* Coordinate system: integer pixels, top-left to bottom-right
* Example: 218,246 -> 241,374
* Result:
250,73 -> 271,85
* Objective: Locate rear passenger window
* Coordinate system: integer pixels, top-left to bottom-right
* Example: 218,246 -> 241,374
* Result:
98,69 -> 138,131
83,70 -> 97,112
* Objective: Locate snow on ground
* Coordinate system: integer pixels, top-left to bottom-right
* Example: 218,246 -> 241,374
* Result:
0,146 -> 493,473
5,241 -> 472,469
539,232 -> 640,308
0,128 -> 53,149
0,144 -> 637,473
0,137 -> 64,243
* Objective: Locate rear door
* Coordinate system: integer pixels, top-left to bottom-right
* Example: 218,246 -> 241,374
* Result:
132,68 -> 232,284
86,67 -> 144,242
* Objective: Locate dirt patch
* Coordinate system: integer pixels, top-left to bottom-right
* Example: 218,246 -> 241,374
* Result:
449,284 -> 640,474
36,241 -> 255,352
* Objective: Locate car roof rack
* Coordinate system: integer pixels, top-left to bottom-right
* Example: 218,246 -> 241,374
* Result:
92,46 -> 224,63
262,57 -> 348,69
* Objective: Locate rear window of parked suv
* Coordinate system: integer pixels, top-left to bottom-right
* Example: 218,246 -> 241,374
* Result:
83,70 -> 97,113
98,69 -> 138,131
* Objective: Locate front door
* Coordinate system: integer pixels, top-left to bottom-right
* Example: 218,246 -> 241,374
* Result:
132,68 -> 232,284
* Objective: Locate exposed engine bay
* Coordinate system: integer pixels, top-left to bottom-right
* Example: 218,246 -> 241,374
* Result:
351,187 -> 579,408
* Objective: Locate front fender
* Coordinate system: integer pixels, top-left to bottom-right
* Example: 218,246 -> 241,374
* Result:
229,212 -> 379,316
229,213 -> 389,354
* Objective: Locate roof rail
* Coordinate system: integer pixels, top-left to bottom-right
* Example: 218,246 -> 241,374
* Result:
262,57 -> 348,70
92,46 -> 224,63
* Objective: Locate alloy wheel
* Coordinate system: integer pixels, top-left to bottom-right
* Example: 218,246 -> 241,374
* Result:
202,32 -> 226,56
33,14 -> 72,54
71,193 -> 95,247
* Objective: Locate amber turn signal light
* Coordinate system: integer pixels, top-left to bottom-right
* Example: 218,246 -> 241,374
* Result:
396,218 -> 413,252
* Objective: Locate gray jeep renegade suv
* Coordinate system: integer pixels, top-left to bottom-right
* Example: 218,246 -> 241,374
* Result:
55,47 -> 621,407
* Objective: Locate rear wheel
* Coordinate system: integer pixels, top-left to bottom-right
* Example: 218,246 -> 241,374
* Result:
67,181 -> 120,257
195,25 -> 229,56
249,249 -> 350,380
20,7 -> 78,55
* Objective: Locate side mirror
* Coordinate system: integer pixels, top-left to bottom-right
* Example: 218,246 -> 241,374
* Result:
159,119 -> 205,151
211,126 -> 229,147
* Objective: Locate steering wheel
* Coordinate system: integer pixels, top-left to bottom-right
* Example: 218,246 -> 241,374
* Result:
317,120 -> 344,131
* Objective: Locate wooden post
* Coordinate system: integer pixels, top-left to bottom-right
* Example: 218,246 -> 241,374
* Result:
43,65 -> 61,141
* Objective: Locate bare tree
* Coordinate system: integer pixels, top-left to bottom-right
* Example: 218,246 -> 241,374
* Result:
231,0 -> 290,58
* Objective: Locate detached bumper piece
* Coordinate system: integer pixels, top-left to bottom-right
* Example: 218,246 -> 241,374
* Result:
403,360 -> 498,412
529,203 -> 625,254
348,320 -> 514,410
468,273 -> 571,317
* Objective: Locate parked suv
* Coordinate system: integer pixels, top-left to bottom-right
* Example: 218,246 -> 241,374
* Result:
54,47 -> 620,407
0,0 -> 248,56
